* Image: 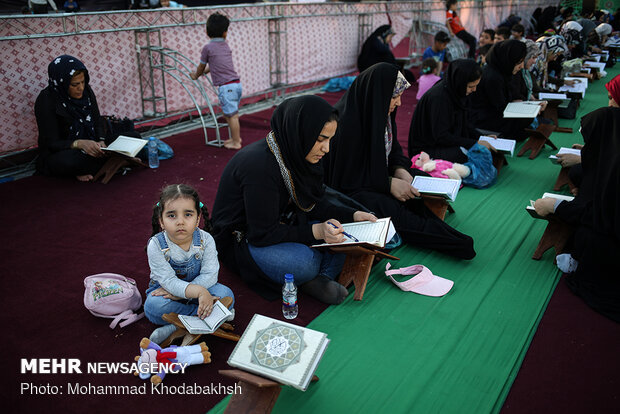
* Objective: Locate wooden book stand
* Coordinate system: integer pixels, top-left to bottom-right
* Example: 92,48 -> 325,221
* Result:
93,153 -> 146,184
542,101 -> 573,134
517,124 -> 557,160
422,194 -> 455,221
161,310 -> 241,348
552,167 -> 576,193
491,151 -> 508,174
219,370 -> 319,414
532,216 -> 575,260
333,245 -> 399,301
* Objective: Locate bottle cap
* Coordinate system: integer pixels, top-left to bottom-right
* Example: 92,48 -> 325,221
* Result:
284,273 -> 294,281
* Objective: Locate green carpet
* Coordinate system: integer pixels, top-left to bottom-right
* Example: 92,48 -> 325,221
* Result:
210,66 -> 618,414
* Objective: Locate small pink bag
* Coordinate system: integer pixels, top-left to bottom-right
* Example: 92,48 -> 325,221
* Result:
83,273 -> 145,329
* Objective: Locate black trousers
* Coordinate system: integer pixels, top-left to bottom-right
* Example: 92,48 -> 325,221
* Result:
456,30 -> 477,59
38,150 -> 107,177
351,190 -> 476,260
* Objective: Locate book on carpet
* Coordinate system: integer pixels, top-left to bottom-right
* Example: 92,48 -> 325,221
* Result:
479,136 -> 516,156
549,147 -> 581,163
311,217 -> 396,249
177,301 -> 232,334
101,135 -> 147,158
526,192 -> 575,219
503,101 -> 541,118
412,176 -> 461,202
538,92 -> 568,100
227,314 -> 330,391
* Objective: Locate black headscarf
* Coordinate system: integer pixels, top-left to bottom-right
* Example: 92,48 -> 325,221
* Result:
47,55 -> 97,141
267,95 -> 336,211
579,107 -> 620,237
357,25 -> 397,72
326,62 -> 406,195
408,59 -> 480,159
444,58 -> 482,108
485,40 -> 527,77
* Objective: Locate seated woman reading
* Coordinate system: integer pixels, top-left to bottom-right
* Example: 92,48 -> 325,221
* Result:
533,106 -> 620,322
358,25 -> 398,73
358,25 -> 415,83
469,40 -> 531,140
35,55 -> 108,181
325,63 -> 475,260
211,95 -> 376,304
409,59 -> 492,163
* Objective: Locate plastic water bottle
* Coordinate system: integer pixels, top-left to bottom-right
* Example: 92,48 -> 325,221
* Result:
148,137 -> 159,169
282,273 -> 298,319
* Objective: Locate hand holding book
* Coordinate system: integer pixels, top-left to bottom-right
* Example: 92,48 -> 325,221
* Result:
532,197 -> 556,217
392,177 -> 420,202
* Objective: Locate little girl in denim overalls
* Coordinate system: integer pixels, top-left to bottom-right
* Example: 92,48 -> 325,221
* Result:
144,184 -> 234,345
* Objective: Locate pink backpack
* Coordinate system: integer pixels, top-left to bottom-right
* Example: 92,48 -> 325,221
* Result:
83,273 -> 145,329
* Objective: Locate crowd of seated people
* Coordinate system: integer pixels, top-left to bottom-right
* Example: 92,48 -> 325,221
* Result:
26,0 -> 620,341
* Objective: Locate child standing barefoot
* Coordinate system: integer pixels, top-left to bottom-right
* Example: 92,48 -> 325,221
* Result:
190,12 -> 243,150
144,184 -> 235,345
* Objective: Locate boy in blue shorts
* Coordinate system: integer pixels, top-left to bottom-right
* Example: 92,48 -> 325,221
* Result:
190,12 -> 243,150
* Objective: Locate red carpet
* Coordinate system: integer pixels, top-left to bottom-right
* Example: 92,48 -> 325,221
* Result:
0,95 -> 343,414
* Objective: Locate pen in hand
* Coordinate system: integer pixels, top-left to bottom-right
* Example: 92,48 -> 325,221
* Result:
327,221 -> 359,242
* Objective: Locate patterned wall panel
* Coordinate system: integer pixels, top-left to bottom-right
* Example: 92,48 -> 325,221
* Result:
0,1 -> 557,154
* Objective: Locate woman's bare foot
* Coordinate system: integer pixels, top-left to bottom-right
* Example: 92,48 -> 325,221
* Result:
76,174 -> 93,182
224,140 -> 242,150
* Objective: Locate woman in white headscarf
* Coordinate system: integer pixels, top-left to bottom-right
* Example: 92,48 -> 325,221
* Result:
587,23 -> 613,53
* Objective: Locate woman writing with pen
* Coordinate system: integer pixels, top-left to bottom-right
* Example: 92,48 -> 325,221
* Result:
211,96 -> 376,305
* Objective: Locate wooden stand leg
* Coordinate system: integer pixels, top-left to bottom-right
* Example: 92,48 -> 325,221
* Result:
532,219 -> 575,260
220,370 -> 282,414
542,102 -> 573,134
338,254 -> 375,301
552,167 -> 575,192
219,370 -> 319,414
422,196 -> 450,221
93,154 -> 146,184
492,151 -> 508,174
517,125 -> 557,160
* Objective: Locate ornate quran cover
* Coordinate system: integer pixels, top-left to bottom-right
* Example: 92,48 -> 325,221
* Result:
227,314 -> 330,391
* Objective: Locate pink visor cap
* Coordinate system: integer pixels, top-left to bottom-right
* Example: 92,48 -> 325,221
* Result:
385,263 -> 454,297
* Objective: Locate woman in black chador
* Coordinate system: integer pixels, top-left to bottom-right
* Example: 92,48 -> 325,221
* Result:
408,59 -> 486,163
469,40 -> 531,140
357,25 -> 398,73
534,107 -> 620,322
325,63 -> 475,260
211,95 -> 376,304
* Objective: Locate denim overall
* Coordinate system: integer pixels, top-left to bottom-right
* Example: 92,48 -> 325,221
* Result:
144,230 -> 234,325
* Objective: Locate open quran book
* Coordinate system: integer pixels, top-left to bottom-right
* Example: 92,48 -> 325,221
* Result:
101,135 -> 146,158
312,217 -> 396,249
412,176 -> 461,202
549,147 -> 581,163
526,192 -> 575,219
479,136 -> 516,156
177,301 -> 232,334
503,102 -> 541,118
